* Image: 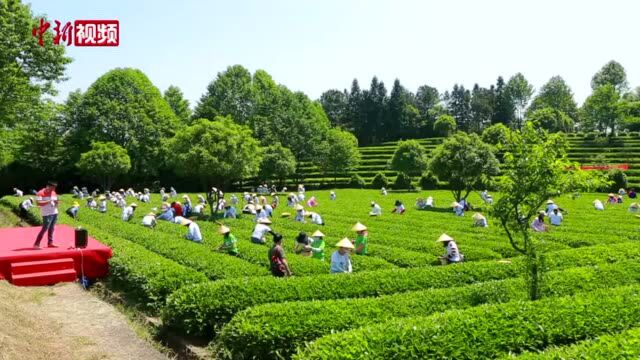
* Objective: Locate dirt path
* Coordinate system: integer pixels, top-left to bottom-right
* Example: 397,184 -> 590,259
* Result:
0,281 -> 169,360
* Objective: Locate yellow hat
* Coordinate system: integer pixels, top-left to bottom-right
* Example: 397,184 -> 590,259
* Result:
630,203 -> 639,208
451,202 -> 460,208
98,195 -> 106,200
73,202 -> 80,207
255,205 -> 263,211
351,222 -> 367,232
218,225 -> 231,234
258,218 -> 272,225
180,218 -> 193,226
147,212 -> 155,217
546,200 -> 554,204
182,194 -> 189,199
295,204 -> 304,211
312,230 -> 325,238
335,238 -> 354,249
437,233 -> 454,242
472,213 -> 485,221
593,199 -> 600,203
281,212 -> 291,218
271,192 -> 276,196
130,203 -> 138,208
608,193 -> 615,197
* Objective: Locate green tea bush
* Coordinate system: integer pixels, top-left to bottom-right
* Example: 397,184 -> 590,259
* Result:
418,171 -> 438,190
369,172 -> 389,189
348,174 -> 366,188
393,172 -> 413,190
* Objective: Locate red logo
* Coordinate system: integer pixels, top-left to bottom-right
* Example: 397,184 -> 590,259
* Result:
32,18 -> 119,47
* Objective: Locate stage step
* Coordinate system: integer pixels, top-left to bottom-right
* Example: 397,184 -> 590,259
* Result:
10,269 -> 77,286
10,258 -> 75,275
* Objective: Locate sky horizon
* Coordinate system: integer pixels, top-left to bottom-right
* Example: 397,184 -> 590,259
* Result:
27,0 -> 640,109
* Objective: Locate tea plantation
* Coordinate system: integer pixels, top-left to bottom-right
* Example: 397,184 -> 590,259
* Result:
3,188 -> 640,359
296,134 -> 640,188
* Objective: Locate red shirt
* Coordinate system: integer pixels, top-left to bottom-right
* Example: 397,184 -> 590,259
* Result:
172,203 -> 183,217
36,188 -> 58,216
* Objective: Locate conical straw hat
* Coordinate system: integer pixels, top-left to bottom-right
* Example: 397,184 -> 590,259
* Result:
472,213 -> 485,221
218,225 -> 230,234
351,222 -> 367,232
451,202 -> 460,208
281,212 -> 291,218
294,204 -> 304,211
258,218 -> 272,224
546,199 -> 554,204
312,230 -> 325,238
437,233 -> 454,242
335,238 -> 354,249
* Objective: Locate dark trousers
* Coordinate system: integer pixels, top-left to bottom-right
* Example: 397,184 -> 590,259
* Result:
34,214 -> 57,246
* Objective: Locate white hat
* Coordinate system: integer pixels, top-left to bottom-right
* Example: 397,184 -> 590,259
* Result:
472,213 -> 485,221
312,230 -> 325,238
451,202 -> 460,208
335,238 -> 354,249
258,218 -> 272,224
130,203 -> 138,208
294,204 -> 304,211
180,218 -> 193,226
437,233 -> 454,242
351,222 -> 367,232
546,200 -> 554,204
218,225 -> 230,234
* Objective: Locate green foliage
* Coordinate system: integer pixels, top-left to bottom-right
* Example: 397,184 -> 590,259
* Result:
581,84 -> 622,134
194,64 -> 254,123
591,60 -> 628,92
167,117 -> 262,188
76,141 -> 131,190
506,73 -> 534,128
393,172 -> 413,190
528,76 -> 578,121
313,128 -> 361,182
319,89 -> 349,129
348,173 -> 366,188
481,123 -> 511,146
429,132 -> 500,201
259,143 -> 296,185
370,172 -> 389,189
433,114 -> 456,136
527,107 -> 574,132
218,262 -> 640,359
0,0 -> 71,126
69,68 -> 179,178
164,85 -> 192,124
295,285 -> 640,359
419,172 -> 438,190
604,169 -> 628,192
388,140 -> 428,177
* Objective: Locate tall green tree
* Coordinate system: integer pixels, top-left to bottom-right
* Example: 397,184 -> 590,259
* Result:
470,84 -> 496,133
193,64 -> 254,123
429,132 -> 500,201
506,73 -> 534,129
388,140 -> 429,179
167,117 -> 262,190
259,143 -> 296,186
481,123 -> 511,147
433,114 -> 456,137
0,0 -> 71,126
527,107 -> 574,133
360,77 -> 388,145
445,84 -> 472,132
492,76 -> 515,126
528,76 -> 578,121
164,85 -> 192,124
69,68 -> 179,179
591,60 -> 628,92
415,85 -> 440,137
76,141 -> 131,190
580,84 -> 622,135
313,128 -> 361,184
320,89 -> 349,130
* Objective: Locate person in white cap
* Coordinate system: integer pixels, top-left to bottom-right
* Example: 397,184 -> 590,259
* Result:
217,225 -> 238,256
593,199 -> 605,211
122,203 -> 138,221
426,196 -> 434,207
330,238 -> 354,273
369,201 -> 382,216
180,218 -> 202,242
451,201 -> 464,216
545,199 -> 559,215
310,230 -> 326,261
255,205 -> 268,222
223,204 -> 237,218
142,212 -> 157,228
481,190 -> 493,205
628,202 -> 639,213
549,208 -> 563,226
19,197 -> 35,218
330,191 -> 336,201
170,187 -> 177,198
98,195 -> 108,213
437,233 -> 462,265
352,222 -> 369,255
307,211 -> 324,225
381,187 -> 387,196
13,188 -> 23,197
251,218 -> 274,244
297,191 -> 305,202
264,202 -> 273,217
531,212 -> 548,232
294,204 -> 306,222
472,213 -> 488,227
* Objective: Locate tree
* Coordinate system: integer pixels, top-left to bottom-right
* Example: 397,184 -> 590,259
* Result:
445,84 -> 472,132
388,140 -> 428,179
69,68 -> 179,179
259,143 -> 296,186
429,133 -> 499,202
164,85 -> 192,124
580,84 -> 621,135
492,76 -> 515,126
386,79 -> 408,141
76,141 -> 131,190
433,114 -> 456,137
506,73 -> 534,129
470,84 -> 495,133
481,123 -> 511,147
528,76 -> 578,121
167,117 -> 262,191
619,100 -> 640,131
313,128 -> 361,184
527,107 -> 573,133
0,0 -> 71,126
490,123 -> 602,300
415,85 -> 440,137
193,64 -> 254,123
591,60 -> 628,92
319,89 -> 349,129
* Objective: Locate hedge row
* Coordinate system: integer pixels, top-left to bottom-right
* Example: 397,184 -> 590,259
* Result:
217,261 -> 640,359
0,197 -> 208,312
163,241 -> 640,337
367,243 -> 501,267
514,327 -> 640,359
295,285 -> 640,359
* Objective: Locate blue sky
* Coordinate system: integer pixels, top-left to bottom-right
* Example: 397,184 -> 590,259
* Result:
28,0 -> 640,107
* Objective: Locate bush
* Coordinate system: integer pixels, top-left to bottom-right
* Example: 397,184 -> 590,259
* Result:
585,130 -> 600,140
393,172 -> 412,190
369,172 -> 389,189
481,123 -> 510,146
418,172 -> 438,190
163,242 -> 640,338
295,285 -> 640,359
348,174 -> 366,188
605,169 -> 628,192
218,262 -> 640,359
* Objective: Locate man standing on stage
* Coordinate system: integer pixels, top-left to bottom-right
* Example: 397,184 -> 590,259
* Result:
33,181 -> 59,249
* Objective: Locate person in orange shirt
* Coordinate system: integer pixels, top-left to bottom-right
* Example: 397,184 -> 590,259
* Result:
33,181 -> 60,249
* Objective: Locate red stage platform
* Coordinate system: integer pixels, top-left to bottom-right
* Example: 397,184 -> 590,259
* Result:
0,225 -> 112,286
